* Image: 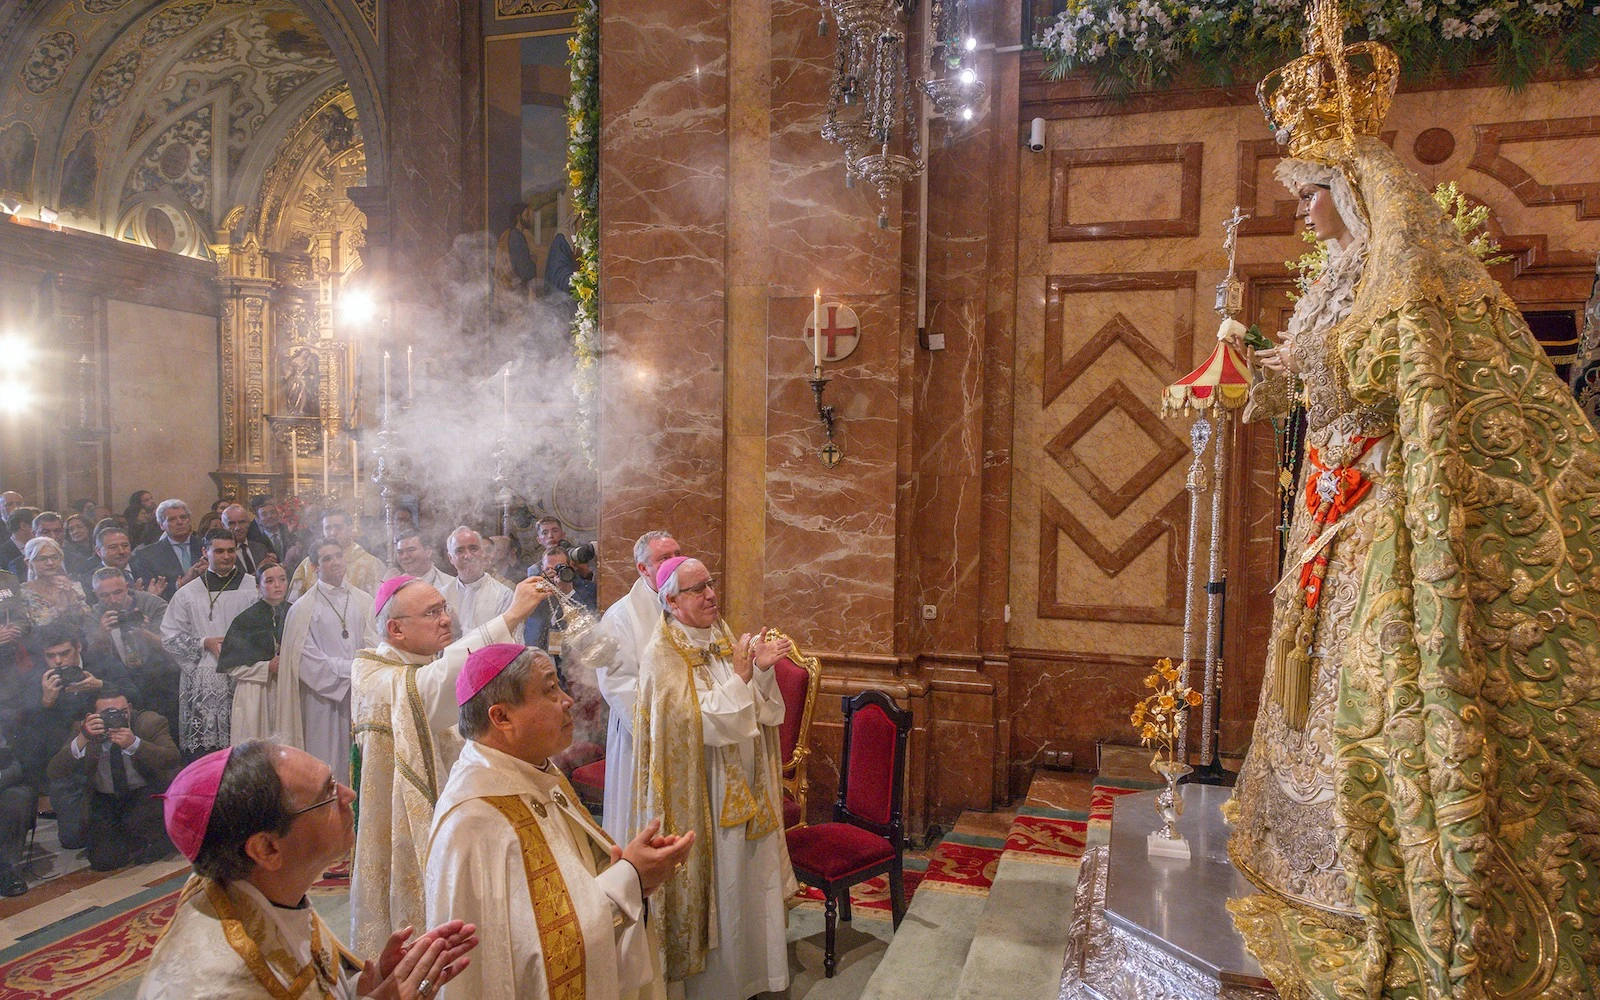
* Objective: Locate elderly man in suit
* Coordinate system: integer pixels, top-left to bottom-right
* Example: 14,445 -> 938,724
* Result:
131,500 -> 205,601
221,503 -> 276,577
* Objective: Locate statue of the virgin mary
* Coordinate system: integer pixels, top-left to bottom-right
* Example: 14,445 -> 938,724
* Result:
1226,3 -> 1600,997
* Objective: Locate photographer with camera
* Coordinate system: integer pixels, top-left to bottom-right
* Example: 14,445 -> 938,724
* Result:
25,621 -> 144,850
88,568 -> 179,732
47,688 -> 179,870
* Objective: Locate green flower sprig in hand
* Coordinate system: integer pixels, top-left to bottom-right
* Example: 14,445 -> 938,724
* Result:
1130,657 -> 1203,767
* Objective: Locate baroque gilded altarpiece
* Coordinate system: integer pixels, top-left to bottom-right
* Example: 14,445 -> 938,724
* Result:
211,88 -> 369,508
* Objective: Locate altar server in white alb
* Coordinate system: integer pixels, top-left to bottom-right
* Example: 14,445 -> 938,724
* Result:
348,572 -> 553,958
594,529 -> 679,842
139,741 -> 477,999
426,644 -> 691,1000
281,539 -> 375,786
439,526 -> 512,633
634,556 -> 796,1000
162,529 -> 259,756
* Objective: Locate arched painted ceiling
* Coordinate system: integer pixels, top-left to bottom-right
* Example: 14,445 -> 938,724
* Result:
0,0 -> 374,253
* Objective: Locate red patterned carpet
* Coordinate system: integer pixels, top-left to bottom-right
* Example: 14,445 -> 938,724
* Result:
0,873 -> 185,1000
1,794 -> 1111,995
0,864 -> 352,999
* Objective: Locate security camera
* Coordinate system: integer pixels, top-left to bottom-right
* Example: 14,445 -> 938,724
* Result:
1028,118 -> 1046,153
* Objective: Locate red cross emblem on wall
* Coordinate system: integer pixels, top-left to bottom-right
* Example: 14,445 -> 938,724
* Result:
805,303 -> 861,362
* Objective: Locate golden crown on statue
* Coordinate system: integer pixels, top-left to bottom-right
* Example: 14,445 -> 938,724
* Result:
1256,0 -> 1399,160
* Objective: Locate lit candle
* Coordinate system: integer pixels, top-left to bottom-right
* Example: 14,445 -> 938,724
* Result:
813,289 -> 822,368
322,425 -> 330,493
382,350 -> 391,422
406,345 -> 414,401
290,429 -> 299,491
351,439 -> 359,496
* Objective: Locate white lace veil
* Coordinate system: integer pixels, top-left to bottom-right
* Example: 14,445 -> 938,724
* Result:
1274,158 -> 1369,247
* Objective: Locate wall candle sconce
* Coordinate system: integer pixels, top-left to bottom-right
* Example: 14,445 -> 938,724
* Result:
806,291 -> 848,468
809,364 -> 840,467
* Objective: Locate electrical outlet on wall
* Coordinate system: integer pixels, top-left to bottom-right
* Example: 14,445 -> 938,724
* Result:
921,604 -> 937,620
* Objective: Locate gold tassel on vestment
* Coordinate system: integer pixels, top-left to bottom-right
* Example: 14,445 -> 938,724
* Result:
1274,600 -> 1320,731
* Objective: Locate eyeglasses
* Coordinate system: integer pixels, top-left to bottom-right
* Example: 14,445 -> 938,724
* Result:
394,603 -> 448,620
289,791 -> 340,818
680,577 -> 716,596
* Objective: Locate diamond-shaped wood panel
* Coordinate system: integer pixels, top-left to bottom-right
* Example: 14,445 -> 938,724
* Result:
1045,380 -> 1187,519
1042,272 -> 1194,409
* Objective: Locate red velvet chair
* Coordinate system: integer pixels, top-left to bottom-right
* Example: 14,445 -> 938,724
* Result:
772,632 -> 821,829
784,689 -> 911,978
569,756 -> 606,813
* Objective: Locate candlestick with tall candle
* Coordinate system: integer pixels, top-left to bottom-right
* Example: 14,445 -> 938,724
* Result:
290,429 -> 299,494
406,346 -> 413,403
502,367 -> 510,432
382,350 -> 391,423
351,439 -> 359,498
813,289 -> 823,369
322,425 -> 330,494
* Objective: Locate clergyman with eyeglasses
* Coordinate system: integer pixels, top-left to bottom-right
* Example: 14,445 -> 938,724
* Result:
347,572 -> 555,960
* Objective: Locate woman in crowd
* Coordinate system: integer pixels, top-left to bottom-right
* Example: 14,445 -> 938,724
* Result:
61,513 -> 97,577
122,491 -> 158,547
20,537 -> 89,626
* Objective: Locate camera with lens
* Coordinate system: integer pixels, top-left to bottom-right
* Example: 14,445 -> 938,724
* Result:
109,607 -> 145,630
546,564 -> 576,584
98,707 -> 130,733
53,664 -> 85,687
569,542 -> 596,565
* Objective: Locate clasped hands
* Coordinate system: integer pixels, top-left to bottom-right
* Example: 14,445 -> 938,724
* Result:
357,920 -> 478,1000
731,630 -> 791,683
613,817 -> 696,895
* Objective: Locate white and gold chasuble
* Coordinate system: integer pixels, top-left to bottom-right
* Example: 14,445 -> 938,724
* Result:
348,615 -> 513,958
138,877 -> 357,999
634,619 -> 795,998
425,741 -> 663,1000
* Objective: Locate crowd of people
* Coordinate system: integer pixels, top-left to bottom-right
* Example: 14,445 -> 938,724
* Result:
0,490 -> 596,891
0,486 -> 797,1000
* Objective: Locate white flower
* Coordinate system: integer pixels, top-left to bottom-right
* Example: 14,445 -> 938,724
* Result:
1440,15 -> 1468,37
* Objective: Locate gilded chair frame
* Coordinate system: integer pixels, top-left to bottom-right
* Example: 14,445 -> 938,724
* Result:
772,629 -> 821,828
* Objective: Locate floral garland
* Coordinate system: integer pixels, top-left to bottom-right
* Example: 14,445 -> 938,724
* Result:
566,0 -> 600,461
1038,1 -> 1600,96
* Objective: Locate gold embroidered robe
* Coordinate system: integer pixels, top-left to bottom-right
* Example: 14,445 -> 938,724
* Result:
1228,134 -> 1600,1000
348,615 -> 513,958
425,740 -> 663,1000
1228,228 -> 1376,922
138,878 -> 357,999
633,619 -> 795,996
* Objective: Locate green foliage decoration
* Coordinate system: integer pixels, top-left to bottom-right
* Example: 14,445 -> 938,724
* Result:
1037,1 -> 1600,97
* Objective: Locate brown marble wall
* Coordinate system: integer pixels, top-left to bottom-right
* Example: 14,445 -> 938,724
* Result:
596,3 -> 732,602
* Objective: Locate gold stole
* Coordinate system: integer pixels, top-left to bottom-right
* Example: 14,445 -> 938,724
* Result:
484,795 -> 588,1000
165,876 -> 349,1000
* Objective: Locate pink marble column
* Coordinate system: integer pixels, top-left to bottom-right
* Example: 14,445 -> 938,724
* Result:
597,2 -> 730,602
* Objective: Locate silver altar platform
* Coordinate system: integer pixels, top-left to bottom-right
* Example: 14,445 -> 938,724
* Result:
1060,784 -> 1277,999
